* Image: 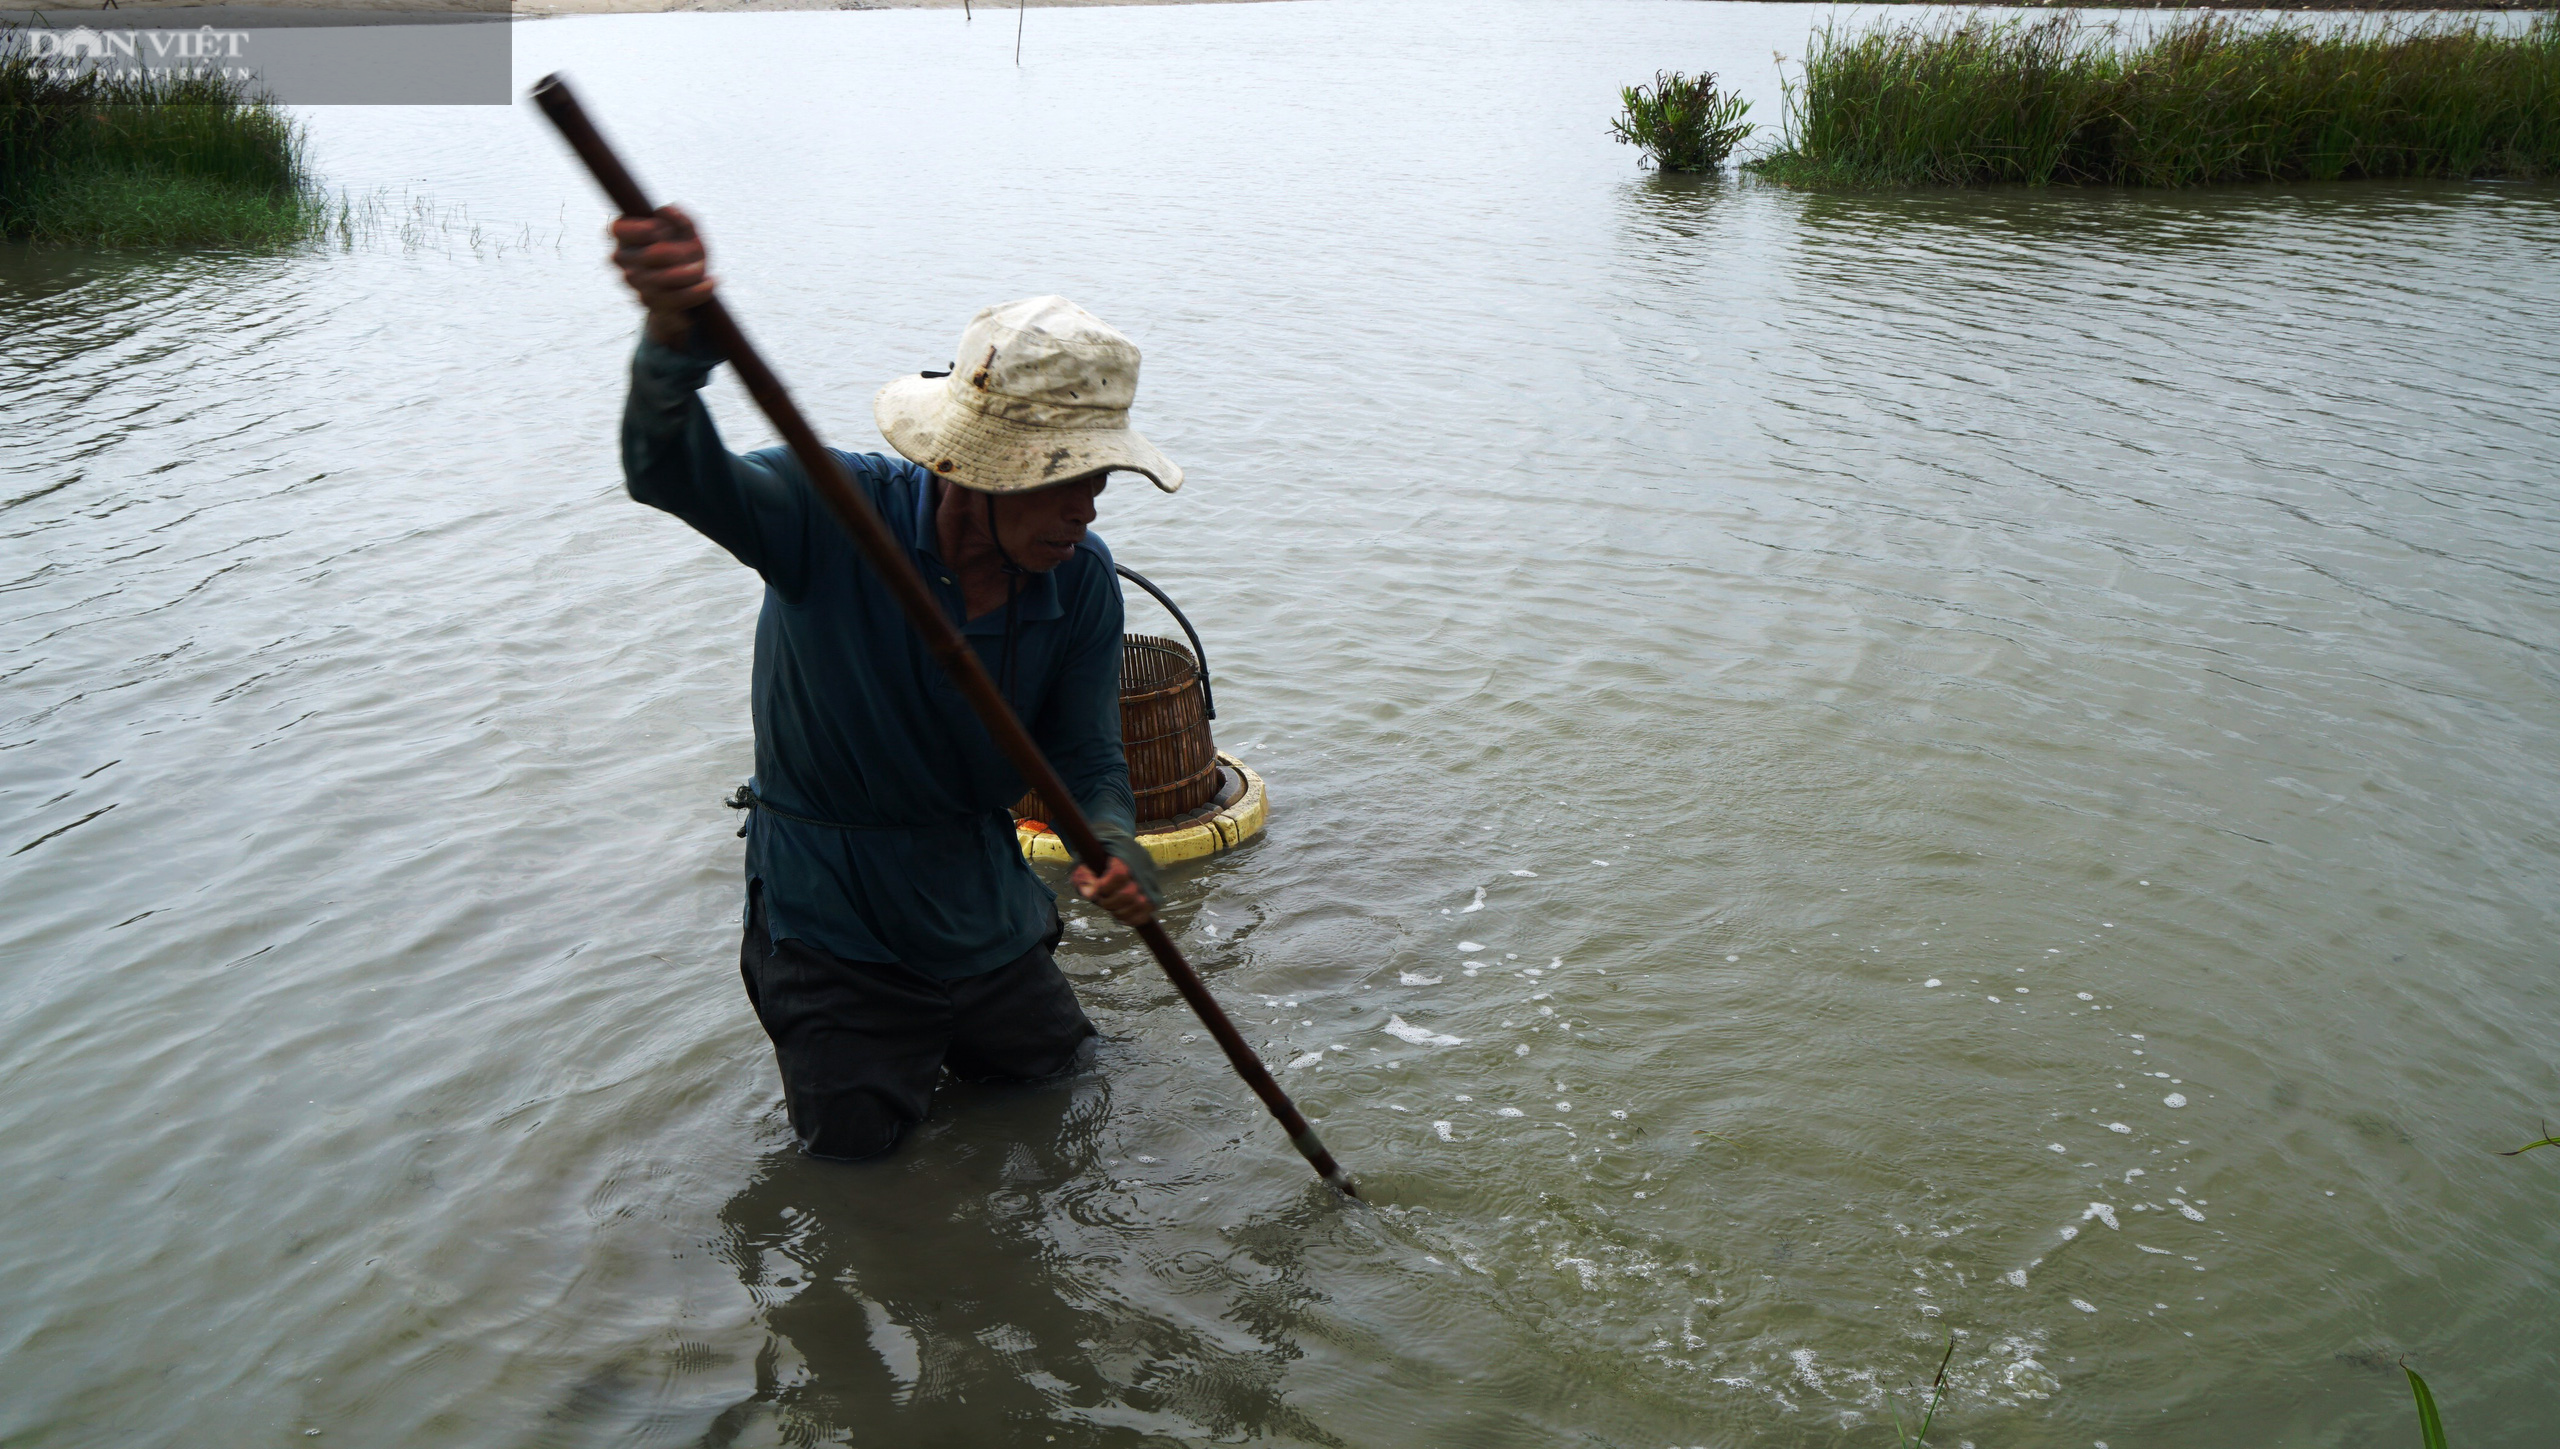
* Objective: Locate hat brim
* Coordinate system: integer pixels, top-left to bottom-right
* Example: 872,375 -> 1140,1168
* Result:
874,374 -> 1183,495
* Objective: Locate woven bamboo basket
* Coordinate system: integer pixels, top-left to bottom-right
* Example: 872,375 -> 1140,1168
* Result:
1014,632 -> 1221,827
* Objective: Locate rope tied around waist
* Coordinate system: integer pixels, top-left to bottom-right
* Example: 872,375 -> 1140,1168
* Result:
724,784 -> 999,839
724,783 -> 865,838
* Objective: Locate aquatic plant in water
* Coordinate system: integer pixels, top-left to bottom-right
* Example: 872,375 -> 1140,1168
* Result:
1887,1331 -> 1956,1446
2496,1121 -> 2557,1157
1749,13 -> 2560,188
2406,1363 -> 2449,1449
2376,1125 -> 2553,1446
1610,70 -> 1754,173
1,28 -> 323,245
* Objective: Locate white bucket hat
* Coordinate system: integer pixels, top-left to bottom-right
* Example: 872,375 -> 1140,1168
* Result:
874,296 -> 1183,495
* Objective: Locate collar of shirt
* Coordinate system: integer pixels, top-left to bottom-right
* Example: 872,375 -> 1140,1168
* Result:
910,476 -> 1066,636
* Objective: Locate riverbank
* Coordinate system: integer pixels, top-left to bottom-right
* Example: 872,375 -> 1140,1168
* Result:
0,0 -> 1300,17
2,0 -> 2548,15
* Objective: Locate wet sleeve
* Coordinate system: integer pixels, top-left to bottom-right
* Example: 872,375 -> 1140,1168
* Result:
1037,558 -> 1159,902
620,330 -> 818,603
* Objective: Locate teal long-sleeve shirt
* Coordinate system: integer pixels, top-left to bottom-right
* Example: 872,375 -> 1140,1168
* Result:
622,332 -> 1141,977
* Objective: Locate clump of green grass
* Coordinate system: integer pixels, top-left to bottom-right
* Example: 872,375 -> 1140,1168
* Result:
1610,69 -> 1755,173
1749,13 -> 2560,188
14,168 -> 327,248
2,30 -> 324,245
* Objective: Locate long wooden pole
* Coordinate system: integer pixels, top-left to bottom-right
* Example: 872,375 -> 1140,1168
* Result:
531,74 -> 1356,1200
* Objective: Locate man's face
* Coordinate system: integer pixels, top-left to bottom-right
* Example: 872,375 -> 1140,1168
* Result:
994,475 -> 1106,572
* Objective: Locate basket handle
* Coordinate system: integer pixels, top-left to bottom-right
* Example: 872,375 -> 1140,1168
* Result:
1113,563 -> 1215,721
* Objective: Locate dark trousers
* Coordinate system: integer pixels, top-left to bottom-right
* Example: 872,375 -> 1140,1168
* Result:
739,887 -> 1097,1160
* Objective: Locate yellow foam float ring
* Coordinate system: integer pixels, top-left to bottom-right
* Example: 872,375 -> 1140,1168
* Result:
1017,752 -> 1266,868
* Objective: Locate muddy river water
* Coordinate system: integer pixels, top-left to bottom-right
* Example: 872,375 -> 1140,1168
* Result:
4,2 -> 2557,1444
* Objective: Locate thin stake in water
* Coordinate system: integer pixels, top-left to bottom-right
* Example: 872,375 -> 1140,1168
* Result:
527,73 -> 1355,1200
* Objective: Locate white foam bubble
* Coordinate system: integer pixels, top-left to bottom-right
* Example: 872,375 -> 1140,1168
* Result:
2071,1298 -> 2098,1314
1926,979 -> 1943,988
1382,1016 -> 1464,1047
2083,1202 -> 2120,1230
2107,1122 -> 2132,1134
1285,1051 -> 1324,1071
1399,970 -> 1443,986
1510,869 -> 1537,877
1496,1106 -> 1526,1118
1458,941 -> 1485,953
1433,1121 -> 1454,1141
2001,1268 -> 2028,1287
1461,887 -> 1486,914
2163,1093 -> 2187,1108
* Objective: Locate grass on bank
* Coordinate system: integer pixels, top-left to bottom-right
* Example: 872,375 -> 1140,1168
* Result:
2,34 -> 325,245
1748,13 -> 2560,188
1611,69 -> 1756,172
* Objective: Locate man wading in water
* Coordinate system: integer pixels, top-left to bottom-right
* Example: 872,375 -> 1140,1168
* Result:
610,207 -> 1174,1159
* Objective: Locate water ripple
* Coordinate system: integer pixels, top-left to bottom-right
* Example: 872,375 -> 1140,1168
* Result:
4,3 -> 2559,1445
